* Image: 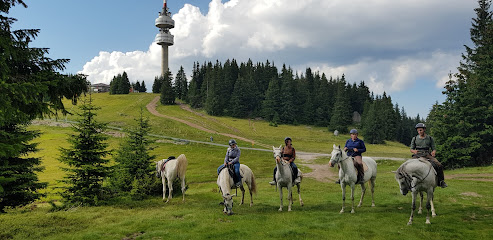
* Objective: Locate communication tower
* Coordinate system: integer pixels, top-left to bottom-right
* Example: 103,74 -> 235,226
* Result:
155,0 -> 174,76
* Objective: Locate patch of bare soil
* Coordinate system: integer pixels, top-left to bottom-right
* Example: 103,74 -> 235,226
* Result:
296,152 -> 337,183
31,120 -> 72,128
104,131 -> 125,138
447,173 -> 493,182
460,192 -> 482,197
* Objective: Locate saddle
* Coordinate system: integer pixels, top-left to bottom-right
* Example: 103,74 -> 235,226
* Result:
218,164 -> 240,179
161,156 -> 176,172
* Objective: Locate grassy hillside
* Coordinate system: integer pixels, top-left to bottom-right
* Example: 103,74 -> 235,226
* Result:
1,93 -> 491,239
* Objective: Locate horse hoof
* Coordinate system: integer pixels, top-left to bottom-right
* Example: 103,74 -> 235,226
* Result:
278,208 -> 283,212
371,203 -> 375,207
339,210 -> 344,214
357,204 -> 362,208
432,214 -> 437,217
250,203 -> 253,207
351,209 -> 355,214
288,209 -> 292,212
418,210 -> 422,214
407,222 -> 412,226
426,220 -> 431,224
300,202 -> 304,207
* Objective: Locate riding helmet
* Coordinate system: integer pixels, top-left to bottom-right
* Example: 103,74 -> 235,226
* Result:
350,129 -> 358,134
415,123 -> 426,129
228,139 -> 237,146
284,137 -> 292,143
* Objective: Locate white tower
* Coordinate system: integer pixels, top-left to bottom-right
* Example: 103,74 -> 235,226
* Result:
155,0 -> 174,76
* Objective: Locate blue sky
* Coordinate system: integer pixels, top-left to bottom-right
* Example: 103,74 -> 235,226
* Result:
8,0 -> 478,118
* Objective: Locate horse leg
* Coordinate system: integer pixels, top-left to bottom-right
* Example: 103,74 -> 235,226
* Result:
278,185 -> 283,212
350,184 -> 355,213
297,184 -> 304,207
408,191 -> 417,225
370,178 -> 376,207
426,189 -> 434,224
166,177 -> 173,203
248,182 -> 254,207
288,184 -> 293,212
430,197 -> 436,217
181,177 -> 186,202
340,183 -> 346,213
358,181 -> 366,207
162,176 -> 167,201
418,192 -> 424,214
240,186 -> 245,206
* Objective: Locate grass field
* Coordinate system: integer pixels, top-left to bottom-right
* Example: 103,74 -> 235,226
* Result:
1,93 -> 492,239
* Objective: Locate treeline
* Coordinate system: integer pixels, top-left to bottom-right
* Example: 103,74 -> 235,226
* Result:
154,59 -> 422,146
109,71 -> 147,94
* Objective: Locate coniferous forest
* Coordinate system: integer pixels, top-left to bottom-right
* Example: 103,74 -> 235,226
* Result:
156,59 -> 423,146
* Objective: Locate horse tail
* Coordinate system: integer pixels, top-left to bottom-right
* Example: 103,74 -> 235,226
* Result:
250,170 -> 257,194
176,154 -> 188,179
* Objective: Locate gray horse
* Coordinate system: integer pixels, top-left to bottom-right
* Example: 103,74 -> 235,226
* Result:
394,158 -> 437,225
272,146 -> 304,211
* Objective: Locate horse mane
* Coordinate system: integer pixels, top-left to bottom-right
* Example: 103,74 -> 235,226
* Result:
176,154 -> 188,179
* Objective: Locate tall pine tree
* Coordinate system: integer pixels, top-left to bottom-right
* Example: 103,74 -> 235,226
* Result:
160,71 -> 175,105
0,0 -> 87,211
58,96 -> 111,205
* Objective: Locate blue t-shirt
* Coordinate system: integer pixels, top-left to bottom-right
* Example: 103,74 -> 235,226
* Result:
344,138 -> 366,157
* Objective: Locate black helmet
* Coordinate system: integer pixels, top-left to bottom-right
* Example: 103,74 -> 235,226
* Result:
350,129 -> 358,134
284,137 -> 292,143
228,139 -> 237,146
415,123 -> 426,129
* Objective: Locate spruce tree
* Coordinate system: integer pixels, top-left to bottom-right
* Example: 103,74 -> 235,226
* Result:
262,76 -> 282,121
174,66 -> 188,100
141,81 -> 147,93
0,0 -> 87,211
328,80 -> 351,133
152,76 -> 163,93
58,95 -> 111,206
429,0 -> 493,168
111,109 -> 156,198
160,71 -> 175,105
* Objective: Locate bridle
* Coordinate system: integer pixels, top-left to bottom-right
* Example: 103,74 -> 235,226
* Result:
331,148 -> 352,164
397,162 -> 433,189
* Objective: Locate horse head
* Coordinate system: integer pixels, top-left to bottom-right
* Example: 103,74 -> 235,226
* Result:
155,160 -> 162,178
329,144 -> 344,167
272,145 -> 282,164
222,193 -> 236,215
394,168 -> 411,196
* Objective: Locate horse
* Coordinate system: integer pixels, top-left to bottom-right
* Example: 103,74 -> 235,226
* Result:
156,154 -> 188,203
217,164 -> 257,215
272,146 -> 304,212
329,144 -> 377,213
394,158 -> 437,225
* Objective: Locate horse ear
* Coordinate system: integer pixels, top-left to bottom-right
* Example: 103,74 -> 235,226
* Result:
333,144 -> 336,148
272,146 -> 276,151
232,194 -> 237,197
279,144 -> 282,149
391,170 -> 397,173
338,145 -> 341,149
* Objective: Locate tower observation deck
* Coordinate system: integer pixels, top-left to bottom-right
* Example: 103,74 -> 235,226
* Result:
155,0 -> 174,76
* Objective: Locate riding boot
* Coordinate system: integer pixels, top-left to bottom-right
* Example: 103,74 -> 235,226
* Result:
437,167 -> 448,188
269,168 -> 277,185
355,163 -> 364,184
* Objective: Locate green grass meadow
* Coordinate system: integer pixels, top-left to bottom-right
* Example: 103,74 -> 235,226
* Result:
1,93 -> 492,239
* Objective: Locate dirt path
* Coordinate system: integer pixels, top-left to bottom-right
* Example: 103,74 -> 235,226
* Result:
296,152 -> 338,183
146,96 -> 271,149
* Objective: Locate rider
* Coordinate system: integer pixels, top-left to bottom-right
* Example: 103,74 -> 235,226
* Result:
343,129 -> 366,184
410,123 -> 448,188
269,137 -> 300,185
217,139 -> 242,187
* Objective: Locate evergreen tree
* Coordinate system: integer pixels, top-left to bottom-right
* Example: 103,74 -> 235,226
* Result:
328,79 -> 351,132
152,76 -> 163,93
111,109 -> 156,199
279,65 -> 296,124
429,0 -> 493,168
140,81 -> 147,92
160,71 -> 175,105
135,81 -> 141,93
58,96 -> 111,205
0,1 -> 87,211
174,66 -> 188,100
120,71 -> 131,94
262,76 -> 282,121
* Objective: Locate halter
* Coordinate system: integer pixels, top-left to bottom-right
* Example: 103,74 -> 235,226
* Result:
332,148 -> 352,164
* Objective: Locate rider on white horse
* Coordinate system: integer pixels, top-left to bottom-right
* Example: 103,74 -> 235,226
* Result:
217,139 -> 242,187
410,123 -> 448,188
269,137 -> 300,185
342,129 -> 366,184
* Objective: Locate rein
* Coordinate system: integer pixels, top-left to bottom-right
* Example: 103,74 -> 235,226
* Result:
398,161 -> 433,189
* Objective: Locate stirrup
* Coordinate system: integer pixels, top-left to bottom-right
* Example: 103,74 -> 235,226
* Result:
335,179 -> 340,184
440,181 -> 448,188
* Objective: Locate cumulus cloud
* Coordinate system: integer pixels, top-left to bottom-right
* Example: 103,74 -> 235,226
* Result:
81,0 -> 474,98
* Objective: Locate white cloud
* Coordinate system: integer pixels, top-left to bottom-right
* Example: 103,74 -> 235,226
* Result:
80,0 -> 474,99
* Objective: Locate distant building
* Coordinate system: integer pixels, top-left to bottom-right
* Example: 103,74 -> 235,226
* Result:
91,83 -> 110,93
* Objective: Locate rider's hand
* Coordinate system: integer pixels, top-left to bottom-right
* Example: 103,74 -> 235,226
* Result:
353,148 -> 358,152
411,150 -> 418,154
343,147 -> 348,151
431,150 -> 436,157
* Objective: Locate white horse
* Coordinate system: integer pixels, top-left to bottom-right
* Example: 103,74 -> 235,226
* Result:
272,146 -> 304,212
394,158 -> 437,225
217,164 -> 257,215
329,144 -> 377,213
156,154 -> 188,203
